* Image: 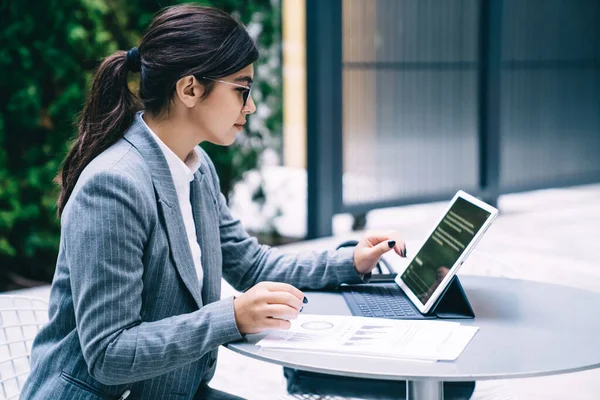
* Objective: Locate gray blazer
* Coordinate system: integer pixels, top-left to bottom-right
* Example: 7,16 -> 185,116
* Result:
21,116 -> 364,400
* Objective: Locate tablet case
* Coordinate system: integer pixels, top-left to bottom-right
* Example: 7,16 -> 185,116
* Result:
427,274 -> 474,319
341,274 -> 474,320
334,239 -> 474,319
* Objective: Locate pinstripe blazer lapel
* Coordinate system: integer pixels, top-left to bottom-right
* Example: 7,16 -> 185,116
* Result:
190,169 -> 221,305
124,118 -> 204,309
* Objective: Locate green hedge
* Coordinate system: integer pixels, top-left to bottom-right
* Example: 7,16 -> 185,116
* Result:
0,0 -> 281,289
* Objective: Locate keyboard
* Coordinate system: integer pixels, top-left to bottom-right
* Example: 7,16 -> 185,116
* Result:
341,284 -> 421,319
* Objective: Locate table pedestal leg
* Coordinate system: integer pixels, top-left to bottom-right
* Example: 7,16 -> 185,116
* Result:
406,380 -> 444,400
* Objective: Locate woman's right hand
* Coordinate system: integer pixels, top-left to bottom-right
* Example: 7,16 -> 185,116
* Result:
233,281 -> 305,335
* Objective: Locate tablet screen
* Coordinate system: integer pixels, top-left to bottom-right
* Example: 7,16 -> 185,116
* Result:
400,196 -> 492,305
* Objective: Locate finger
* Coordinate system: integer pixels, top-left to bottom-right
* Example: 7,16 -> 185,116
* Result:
373,239 -> 397,257
388,239 -> 406,257
364,231 -> 406,257
265,304 -> 300,320
386,239 -> 404,257
264,282 -> 305,303
364,230 -> 397,245
265,291 -> 303,311
389,237 -> 407,258
394,241 -> 407,258
264,317 -> 292,330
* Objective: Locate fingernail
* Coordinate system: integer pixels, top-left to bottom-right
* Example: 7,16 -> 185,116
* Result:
388,240 -> 396,248
404,248 -> 407,257
303,296 -> 308,304
300,306 -> 304,312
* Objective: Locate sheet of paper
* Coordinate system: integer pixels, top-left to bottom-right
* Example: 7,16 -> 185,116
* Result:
258,348 -> 437,363
256,314 -> 478,362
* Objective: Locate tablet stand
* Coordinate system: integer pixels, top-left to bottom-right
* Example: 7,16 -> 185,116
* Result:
427,275 -> 474,319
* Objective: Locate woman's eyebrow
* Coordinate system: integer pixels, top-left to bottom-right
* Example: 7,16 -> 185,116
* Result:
234,76 -> 254,84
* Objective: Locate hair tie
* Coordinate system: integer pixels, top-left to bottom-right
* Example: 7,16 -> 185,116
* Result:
126,47 -> 141,73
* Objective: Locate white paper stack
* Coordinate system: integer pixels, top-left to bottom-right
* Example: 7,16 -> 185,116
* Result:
256,314 -> 478,362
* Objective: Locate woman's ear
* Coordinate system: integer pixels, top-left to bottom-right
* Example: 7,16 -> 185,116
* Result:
175,76 -> 204,108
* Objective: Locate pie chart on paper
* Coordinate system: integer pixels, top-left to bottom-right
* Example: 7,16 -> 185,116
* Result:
300,321 -> 335,331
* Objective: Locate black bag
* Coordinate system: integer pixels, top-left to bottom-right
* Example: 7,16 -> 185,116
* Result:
284,368 -> 475,400
282,240 -> 476,399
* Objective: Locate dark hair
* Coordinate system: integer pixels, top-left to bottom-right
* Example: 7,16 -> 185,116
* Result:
56,4 -> 259,216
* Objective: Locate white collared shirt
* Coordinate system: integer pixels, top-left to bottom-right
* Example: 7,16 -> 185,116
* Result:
138,112 -> 204,291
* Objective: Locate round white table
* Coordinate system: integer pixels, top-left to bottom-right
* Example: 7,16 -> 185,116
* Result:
226,276 -> 600,400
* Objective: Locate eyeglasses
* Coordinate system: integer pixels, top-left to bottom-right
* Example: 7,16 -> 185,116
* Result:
202,77 -> 253,108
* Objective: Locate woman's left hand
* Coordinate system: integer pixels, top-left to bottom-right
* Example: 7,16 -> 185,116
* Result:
353,230 -> 407,274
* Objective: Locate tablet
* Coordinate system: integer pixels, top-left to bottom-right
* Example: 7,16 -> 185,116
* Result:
395,190 -> 498,314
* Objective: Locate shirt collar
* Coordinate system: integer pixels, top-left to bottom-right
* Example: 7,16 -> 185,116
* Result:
138,112 -> 202,185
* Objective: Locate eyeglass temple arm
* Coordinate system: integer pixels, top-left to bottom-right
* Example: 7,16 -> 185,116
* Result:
201,77 -> 250,90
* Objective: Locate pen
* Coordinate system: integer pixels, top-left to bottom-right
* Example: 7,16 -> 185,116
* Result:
118,390 -> 131,400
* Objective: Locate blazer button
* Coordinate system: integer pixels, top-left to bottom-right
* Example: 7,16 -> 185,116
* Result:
209,357 -> 216,368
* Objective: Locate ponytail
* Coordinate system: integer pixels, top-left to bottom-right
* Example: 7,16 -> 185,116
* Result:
56,50 -> 140,216
56,4 -> 259,216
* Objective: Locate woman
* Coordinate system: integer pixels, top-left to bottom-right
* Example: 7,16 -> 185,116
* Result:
21,5 -> 405,400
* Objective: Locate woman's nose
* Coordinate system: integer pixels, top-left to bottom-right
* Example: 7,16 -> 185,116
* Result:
244,95 -> 257,114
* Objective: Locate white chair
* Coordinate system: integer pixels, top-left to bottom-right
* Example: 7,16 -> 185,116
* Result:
0,295 -> 48,400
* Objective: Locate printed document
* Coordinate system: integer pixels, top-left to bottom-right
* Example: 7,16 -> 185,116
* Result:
256,314 -> 478,361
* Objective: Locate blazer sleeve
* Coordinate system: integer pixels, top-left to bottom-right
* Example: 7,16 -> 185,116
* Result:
200,152 -> 368,292
64,171 -> 242,386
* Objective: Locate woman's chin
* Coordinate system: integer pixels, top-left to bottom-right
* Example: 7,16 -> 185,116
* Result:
207,131 -> 238,146
222,133 -> 238,146
223,128 -> 241,145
